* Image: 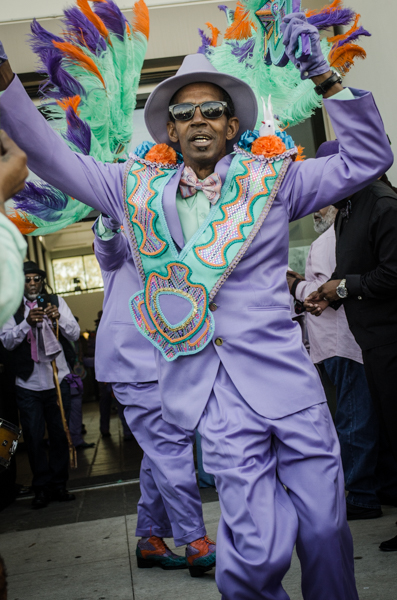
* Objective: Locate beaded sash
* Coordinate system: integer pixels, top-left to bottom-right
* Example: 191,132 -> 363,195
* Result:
123,149 -> 291,361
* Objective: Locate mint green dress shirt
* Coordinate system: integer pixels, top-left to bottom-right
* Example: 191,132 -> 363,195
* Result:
0,212 -> 27,326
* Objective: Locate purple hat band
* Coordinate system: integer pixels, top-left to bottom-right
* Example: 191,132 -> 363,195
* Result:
315,140 -> 340,159
144,53 -> 258,153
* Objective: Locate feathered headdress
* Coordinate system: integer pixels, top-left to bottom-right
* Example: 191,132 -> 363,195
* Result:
198,0 -> 370,131
6,0 -> 149,236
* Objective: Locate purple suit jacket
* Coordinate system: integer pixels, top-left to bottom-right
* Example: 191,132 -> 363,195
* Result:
93,224 -> 157,383
1,77 -> 393,428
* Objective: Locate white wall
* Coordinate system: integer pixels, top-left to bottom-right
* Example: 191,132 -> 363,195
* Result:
343,0 -> 396,182
0,1 -> 238,72
62,290 -> 104,332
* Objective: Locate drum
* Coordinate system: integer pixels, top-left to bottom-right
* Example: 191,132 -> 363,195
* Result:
0,419 -> 22,469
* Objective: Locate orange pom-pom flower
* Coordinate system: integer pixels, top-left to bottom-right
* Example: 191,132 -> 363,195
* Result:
251,135 -> 286,158
145,143 -> 177,165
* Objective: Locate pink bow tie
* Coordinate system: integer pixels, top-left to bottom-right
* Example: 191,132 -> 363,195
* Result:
179,166 -> 222,205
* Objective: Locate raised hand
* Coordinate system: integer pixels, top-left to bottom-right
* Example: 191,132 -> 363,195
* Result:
281,12 -> 329,80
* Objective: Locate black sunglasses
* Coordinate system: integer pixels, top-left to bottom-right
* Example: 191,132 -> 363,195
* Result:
25,276 -> 42,283
169,101 -> 229,122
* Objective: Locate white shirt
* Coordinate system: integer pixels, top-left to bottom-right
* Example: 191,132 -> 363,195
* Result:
0,295 -> 80,390
295,226 -> 363,365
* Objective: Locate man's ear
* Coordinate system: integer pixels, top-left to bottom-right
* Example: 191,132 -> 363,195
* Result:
226,116 -> 240,141
167,121 -> 179,144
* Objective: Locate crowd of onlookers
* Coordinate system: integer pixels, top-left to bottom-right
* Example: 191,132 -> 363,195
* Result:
287,140 -> 397,551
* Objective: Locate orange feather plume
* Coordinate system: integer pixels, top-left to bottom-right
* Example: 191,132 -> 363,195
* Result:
295,146 -> 306,162
56,95 -> 82,114
7,211 -> 38,235
224,1 -> 255,40
132,0 -> 150,40
306,0 -> 342,19
205,22 -> 221,47
52,40 -> 106,87
329,43 -> 366,75
76,0 -> 111,43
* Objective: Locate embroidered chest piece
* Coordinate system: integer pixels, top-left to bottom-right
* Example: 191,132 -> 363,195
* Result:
124,149 -> 291,361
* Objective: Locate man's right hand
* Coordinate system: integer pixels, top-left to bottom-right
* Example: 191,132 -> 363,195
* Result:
304,291 -> 329,317
0,131 -> 28,208
26,307 -> 44,327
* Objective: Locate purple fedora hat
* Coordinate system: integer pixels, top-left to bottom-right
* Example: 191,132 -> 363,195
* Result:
144,53 -> 258,152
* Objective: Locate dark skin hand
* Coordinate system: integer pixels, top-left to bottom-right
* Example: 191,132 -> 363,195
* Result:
304,294 -> 329,317
166,82 -> 240,180
24,273 -> 60,325
286,270 -> 305,292
304,278 -> 343,316
0,130 -> 28,207
26,307 -> 44,327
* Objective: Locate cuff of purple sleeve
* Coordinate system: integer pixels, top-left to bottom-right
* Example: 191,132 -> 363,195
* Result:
346,274 -> 362,297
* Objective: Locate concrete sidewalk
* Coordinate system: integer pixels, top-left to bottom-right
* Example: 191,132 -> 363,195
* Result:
2,497 -> 396,600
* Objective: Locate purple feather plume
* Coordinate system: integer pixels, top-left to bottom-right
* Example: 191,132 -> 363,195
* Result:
13,183 -> 69,222
30,19 -> 85,99
93,0 -> 127,40
64,108 -> 91,155
337,26 -> 371,47
198,29 -> 212,54
218,4 -> 235,22
63,7 -> 106,54
307,8 -> 356,30
227,39 -> 255,65
30,19 -> 64,66
40,53 -> 85,100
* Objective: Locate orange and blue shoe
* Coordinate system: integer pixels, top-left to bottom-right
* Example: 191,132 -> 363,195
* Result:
186,535 -> 216,578
136,536 -> 187,570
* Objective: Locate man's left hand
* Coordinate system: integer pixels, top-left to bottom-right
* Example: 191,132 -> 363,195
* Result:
45,305 -> 60,321
317,280 -> 342,303
281,13 -> 329,80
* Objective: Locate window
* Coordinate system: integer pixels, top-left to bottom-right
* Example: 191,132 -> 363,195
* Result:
52,255 -> 103,295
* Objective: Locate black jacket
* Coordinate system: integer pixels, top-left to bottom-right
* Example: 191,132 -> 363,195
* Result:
332,180 -> 397,350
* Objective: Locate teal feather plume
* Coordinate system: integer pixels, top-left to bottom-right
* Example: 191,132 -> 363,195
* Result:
6,0 -> 149,236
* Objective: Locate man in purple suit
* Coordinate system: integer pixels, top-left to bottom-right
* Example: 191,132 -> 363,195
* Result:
93,214 -> 215,576
0,13 -> 393,599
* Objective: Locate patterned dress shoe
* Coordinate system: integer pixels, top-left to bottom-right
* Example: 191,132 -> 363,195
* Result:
186,535 -> 216,577
136,536 -> 187,570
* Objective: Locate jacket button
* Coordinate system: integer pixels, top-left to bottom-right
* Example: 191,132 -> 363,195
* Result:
209,302 -> 218,312
358,296 -> 362,300
215,337 -> 223,346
